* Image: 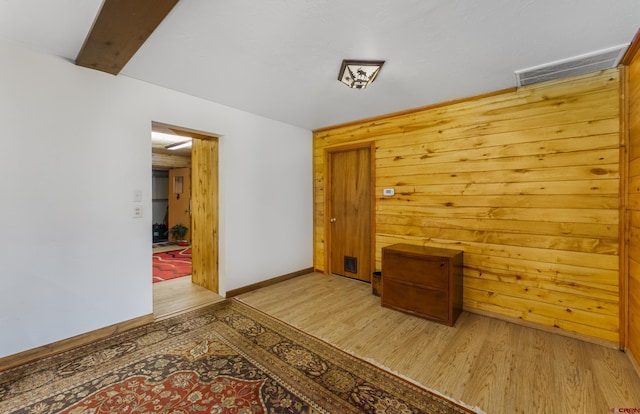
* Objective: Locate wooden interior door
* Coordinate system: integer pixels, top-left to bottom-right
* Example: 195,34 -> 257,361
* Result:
191,138 -> 219,293
328,147 -> 372,282
168,167 -> 191,242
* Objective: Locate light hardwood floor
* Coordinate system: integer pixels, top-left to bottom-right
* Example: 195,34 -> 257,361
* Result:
153,276 -> 223,320
237,272 -> 640,414
152,244 -> 224,319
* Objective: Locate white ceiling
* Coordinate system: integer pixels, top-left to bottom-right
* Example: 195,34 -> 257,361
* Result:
1,0 -> 639,130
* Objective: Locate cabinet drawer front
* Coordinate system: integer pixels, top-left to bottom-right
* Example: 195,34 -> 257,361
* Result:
382,279 -> 449,321
383,253 -> 449,289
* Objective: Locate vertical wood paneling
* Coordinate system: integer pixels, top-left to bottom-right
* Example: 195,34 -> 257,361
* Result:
191,138 -> 219,293
626,40 -> 640,368
314,69 -> 621,343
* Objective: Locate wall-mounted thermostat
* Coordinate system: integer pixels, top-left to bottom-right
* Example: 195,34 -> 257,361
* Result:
383,188 -> 395,196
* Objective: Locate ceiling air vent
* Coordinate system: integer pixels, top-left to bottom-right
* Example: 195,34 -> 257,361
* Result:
515,44 -> 628,87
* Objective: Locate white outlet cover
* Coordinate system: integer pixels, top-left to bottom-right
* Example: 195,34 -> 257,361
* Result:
383,188 -> 395,196
133,204 -> 143,218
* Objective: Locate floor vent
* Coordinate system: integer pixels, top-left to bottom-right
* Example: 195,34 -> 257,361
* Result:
344,256 -> 357,273
515,44 -> 628,87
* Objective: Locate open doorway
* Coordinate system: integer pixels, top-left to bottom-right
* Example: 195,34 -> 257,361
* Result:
150,123 -> 222,319
151,167 -> 191,283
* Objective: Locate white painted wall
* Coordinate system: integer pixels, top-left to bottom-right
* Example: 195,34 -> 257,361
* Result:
0,39 -> 313,359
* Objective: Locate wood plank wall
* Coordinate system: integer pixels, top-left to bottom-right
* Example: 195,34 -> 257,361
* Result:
313,69 -> 622,343
625,41 -> 640,366
152,152 -> 191,169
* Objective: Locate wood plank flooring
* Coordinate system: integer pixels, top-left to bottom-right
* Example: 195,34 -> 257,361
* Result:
237,272 -> 640,414
153,276 -> 223,320
152,244 -> 224,320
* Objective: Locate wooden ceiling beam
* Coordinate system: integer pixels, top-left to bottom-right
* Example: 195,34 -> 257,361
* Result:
76,0 -> 179,75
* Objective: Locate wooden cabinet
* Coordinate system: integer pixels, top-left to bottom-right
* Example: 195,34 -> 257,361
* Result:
382,244 -> 463,326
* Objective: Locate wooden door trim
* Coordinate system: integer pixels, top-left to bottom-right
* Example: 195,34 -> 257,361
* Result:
191,137 -> 219,293
324,141 -> 376,281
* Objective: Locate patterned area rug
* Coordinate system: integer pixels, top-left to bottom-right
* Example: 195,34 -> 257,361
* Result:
153,247 -> 191,282
0,300 -> 480,413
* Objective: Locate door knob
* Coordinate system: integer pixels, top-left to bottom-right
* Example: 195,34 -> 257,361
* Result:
330,217 -> 337,223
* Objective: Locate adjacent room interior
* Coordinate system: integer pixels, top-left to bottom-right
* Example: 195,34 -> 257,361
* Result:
150,123 -> 222,319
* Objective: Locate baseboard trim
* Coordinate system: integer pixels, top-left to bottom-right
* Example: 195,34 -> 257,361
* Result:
464,306 -> 619,349
226,268 -> 314,298
0,313 -> 154,372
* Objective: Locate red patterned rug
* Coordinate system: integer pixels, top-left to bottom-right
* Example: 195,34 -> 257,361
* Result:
153,247 -> 191,282
0,300 -> 481,414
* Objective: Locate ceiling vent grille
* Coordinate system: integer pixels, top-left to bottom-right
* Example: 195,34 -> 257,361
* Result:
515,44 -> 628,87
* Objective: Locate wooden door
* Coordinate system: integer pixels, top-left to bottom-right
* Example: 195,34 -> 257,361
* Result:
191,138 -> 219,293
328,147 -> 372,282
168,167 -> 191,242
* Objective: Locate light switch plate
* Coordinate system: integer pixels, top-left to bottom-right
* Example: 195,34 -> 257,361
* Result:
383,188 -> 395,196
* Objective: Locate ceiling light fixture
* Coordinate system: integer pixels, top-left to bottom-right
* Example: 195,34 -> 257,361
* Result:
152,131 -> 177,141
165,140 -> 192,150
338,59 -> 385,89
